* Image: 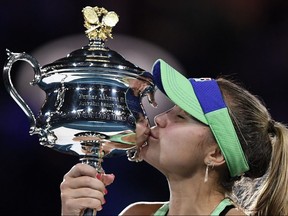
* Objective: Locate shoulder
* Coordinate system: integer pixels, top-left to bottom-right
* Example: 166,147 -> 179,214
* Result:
119,201 -> 167,216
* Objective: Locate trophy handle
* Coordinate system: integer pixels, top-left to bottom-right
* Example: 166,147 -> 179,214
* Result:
3,49 -> 42,135
125,73 -> 157,162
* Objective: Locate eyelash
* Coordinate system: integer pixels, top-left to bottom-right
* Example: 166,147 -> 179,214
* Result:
177,115 -> 185,119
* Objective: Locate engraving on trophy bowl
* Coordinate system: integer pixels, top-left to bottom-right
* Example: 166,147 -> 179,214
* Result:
36,80 -> 147,159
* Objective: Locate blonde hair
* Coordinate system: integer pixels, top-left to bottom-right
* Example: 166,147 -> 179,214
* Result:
217,77 -> 288,215
252,122 -> 288,215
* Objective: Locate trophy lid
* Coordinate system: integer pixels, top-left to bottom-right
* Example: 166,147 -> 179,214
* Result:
41,6 -> 146,77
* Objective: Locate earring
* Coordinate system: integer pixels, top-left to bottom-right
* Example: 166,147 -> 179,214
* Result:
204,161 -> 212,183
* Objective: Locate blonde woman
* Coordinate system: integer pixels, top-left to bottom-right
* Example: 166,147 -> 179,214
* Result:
60,59 -> 288,215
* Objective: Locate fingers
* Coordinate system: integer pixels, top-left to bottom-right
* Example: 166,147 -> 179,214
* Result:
64,163 -> 97,179
61,175 -> 106,193
60,163 -> 114,215
99,173 -> 115,186
61,189 -> 105,213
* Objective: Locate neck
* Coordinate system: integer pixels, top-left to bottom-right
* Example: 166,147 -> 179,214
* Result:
166,174 -> 225,215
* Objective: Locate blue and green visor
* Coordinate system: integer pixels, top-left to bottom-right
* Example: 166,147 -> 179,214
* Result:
152,59 -> 249,177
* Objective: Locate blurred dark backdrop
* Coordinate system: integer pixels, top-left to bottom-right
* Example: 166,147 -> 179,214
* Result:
1,0 -> 288,215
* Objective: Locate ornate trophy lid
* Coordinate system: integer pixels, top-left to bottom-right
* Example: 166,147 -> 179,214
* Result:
41,6 -> 146,76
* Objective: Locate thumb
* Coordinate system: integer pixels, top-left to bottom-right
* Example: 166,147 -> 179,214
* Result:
97,173 -> 115,186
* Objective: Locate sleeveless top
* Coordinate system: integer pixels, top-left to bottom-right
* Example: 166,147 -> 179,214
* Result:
153,198 -> 235,216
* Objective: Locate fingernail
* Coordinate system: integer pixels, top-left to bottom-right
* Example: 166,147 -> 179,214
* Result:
96,173 -> 102,180
103,198 -> 106,204
104,188 -> 108,195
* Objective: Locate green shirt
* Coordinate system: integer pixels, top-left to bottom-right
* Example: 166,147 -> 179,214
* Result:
153,198 -> 234,216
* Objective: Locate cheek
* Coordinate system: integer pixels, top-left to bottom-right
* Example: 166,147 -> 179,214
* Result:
162,126 -> 207,149
160,127 -> 207,161
142,125 -> 211,173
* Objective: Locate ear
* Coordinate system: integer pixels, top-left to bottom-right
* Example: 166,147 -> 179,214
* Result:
204,146 -> 225,167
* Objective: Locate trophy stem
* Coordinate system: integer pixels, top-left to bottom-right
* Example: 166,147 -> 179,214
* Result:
79,140 -> 105,173
79,141 -> 105,216
79,157 -> 104,216
82,208 -> 97,216
79,156 -> 104,173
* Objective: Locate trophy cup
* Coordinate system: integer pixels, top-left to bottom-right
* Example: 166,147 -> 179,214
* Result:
3,5 -> 156,215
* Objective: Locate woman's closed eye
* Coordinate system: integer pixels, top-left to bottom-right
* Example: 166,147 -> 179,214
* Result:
177,115 -> 185,119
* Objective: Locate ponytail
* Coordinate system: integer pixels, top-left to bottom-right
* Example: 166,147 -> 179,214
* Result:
253,121 -> 288,215
217,78 -> 288,215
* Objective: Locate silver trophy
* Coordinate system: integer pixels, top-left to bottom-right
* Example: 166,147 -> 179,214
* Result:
3,6 -> 156,214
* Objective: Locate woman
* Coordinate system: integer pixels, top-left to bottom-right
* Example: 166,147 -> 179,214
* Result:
60,59 -> 288,215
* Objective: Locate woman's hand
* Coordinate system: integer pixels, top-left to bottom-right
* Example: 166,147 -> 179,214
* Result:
60,163 -> 115,216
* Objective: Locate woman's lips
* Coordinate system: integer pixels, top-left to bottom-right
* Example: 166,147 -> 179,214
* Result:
149,128 -> 158,140
137,127 -> 158,149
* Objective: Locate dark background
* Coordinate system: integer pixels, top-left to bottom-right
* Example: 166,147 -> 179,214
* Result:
1,0 -> 288,215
